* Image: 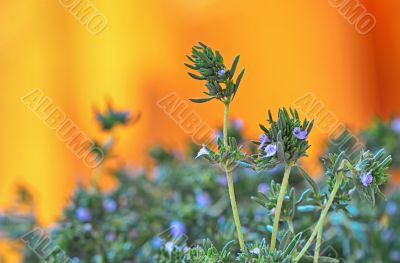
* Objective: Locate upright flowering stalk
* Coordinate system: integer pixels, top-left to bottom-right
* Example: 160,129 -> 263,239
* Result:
185,42 -> 247,250
295,149 -> 392,262
253,108 -> 314,253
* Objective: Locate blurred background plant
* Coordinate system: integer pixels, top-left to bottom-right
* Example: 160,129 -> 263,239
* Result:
1,112 -> 400,262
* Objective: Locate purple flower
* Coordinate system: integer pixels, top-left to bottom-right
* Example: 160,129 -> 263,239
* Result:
103,199 -> 117,212
265,144 -> 277,158
151,237 -> 163,249
195,192 -> 212,208
257,183 -> 269,193
216,175 -> 228,186
391,118 -> 400,134
386,201 -> 397,216
217,69 -> 226,77
293,127 -> 308,140
232,118 -> 244,130
170,220 -> 186,238
258,134 -> 270,149
83,223 -> 92,232
212,130 -> 223,142
250,247 -> 260,255
381,229 -> 394,241
216,174 -> 238,185
165,241 -> 175,255
389,250 -> 400,261
360,172 -> 373,187
195,144 -> 209,159
76,207 -> 92,222
106,232 -> 116,241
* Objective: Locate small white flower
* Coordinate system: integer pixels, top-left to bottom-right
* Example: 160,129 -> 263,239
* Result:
250,247 -> 260,255
195,144 -> 209,159
270,207 -> 276,215
165,241 -> 175,255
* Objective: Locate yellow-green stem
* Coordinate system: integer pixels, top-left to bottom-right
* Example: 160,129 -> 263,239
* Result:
222,101 -> 245,251
226,168 -> 245,251
295,175 -> 343,262
223,102 -> 229,147
270,164 -> 292,252
314,222 -> 323,263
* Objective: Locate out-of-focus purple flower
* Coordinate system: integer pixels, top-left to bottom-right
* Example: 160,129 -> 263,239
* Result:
293,127 -> 308,140
257,183 -> 269,194
386,201 -> 398,216
218,216 -> 226,225
391,118 -> 400,134
389,250 -> 400,261
106,232 -> 116,241
216,173 -> 238,185
258,134 -> 270,149
170,220 -> 187,238
265,144 -> 277,158
195,144 -> 209,159
103,199 -> 117,212
360,172 -> 373,187
165,241 -> 175,255
212,130 -> 223,142
232,118 -> 244,130
195,192 -> 212,208
151,237 -> 163,249
216,175 -> 228,186
250,247 -> 260,255
83,223 -> 92,232
381,229 -> 394,241
76,207 -> 92,222
217,69 -> 226,77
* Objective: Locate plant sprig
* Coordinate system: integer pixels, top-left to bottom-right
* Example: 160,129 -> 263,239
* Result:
185,42 -> 245,104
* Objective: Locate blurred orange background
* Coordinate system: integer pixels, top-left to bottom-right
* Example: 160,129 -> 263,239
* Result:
0,0 -> 399,236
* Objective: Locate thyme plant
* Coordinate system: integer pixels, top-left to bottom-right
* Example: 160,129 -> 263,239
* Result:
188,42 -> 392,262
186,42 -> 247,250
0,43 -> 395,263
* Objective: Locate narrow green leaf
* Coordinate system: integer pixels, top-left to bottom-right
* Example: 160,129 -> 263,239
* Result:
297,166 -> 320,194
307,119 -> 314,134
297,205 -> 320,212
296,189 -> 311,205
186,55 -> 195,63
184,63 -> 198,70
188,72 -> 206,80
281,232 -> 302,258
221,240 -> 236,253
233,68 -> 245,98
198,41 -> 208,48
279,230 -> 293,251
317,257 -> 340,263
229,55 -> 240,78
189,97 -> 215,103
236,161 -> 253,169
259,124 -> 269,133
333,151 -> 345,173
